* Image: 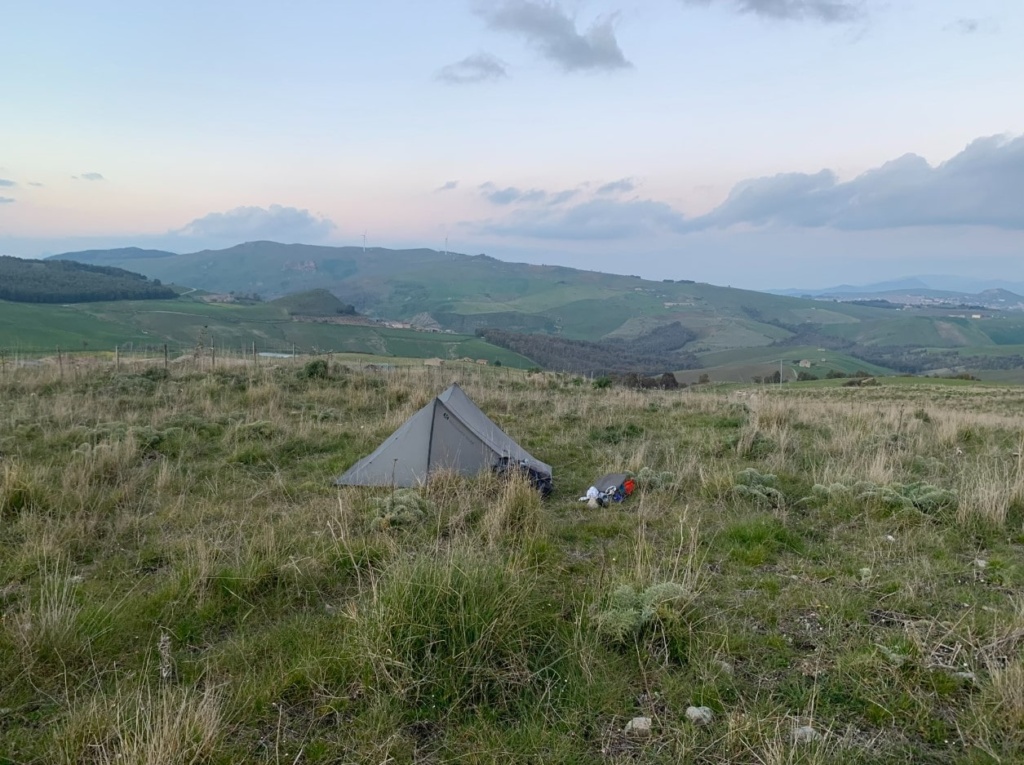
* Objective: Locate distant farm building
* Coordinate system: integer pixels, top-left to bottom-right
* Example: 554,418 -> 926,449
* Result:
799,360 -> 812,368
424,358 -> 445,367
476,359 -> 489,366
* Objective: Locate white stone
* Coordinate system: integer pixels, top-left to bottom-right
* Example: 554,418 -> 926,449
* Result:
624,717 -> 653,735
879,647 -> 907,667
685,706 -> 714,726
716,660 -> 734,676
974,559 -> 988,569
884,535 -> 896,542
793,725 -> 821,744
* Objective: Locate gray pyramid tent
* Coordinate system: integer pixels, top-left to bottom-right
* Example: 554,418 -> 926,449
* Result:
335,383 -> 552,488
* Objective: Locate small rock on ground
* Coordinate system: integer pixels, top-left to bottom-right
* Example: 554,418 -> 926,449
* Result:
624,717 -> 653,735
793,725 -> 821,744
685,706 -> 714,726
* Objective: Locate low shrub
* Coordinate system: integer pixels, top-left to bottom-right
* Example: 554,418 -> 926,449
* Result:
732,468 -> 785,508
369,489 -> 435,532
592,582 -> 692,645
635,466 -> 675,491
300,358 -> 330,380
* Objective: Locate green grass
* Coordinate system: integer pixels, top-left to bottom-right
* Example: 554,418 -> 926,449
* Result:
4,361 -> 1024,761
978,318 -> 1024,345
0,298 -> 535,367
823,317 -> 994,348
683,346 -> 893,383
0,300 -> 154,350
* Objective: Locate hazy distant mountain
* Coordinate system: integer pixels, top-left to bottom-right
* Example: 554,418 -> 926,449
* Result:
53,246 -> 179,262
774,275 -> 1024,297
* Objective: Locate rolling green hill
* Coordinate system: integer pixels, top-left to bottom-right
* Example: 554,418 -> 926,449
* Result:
268,289 -> 356,317
51,242 -> 905,344
42,242 -> 1024,378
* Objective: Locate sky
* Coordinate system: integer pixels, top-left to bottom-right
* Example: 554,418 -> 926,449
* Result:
1,0 -> 1022,289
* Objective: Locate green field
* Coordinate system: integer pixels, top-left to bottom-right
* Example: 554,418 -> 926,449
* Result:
823,317 -> 995,348
0,300 -> 153,350
685,345 -> 894,383
0,298 -> 535,367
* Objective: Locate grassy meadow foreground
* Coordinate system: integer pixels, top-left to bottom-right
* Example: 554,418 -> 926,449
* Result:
4,362 -> 1024,763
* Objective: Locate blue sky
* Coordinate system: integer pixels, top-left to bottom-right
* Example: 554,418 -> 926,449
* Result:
1,0 -> 1021,289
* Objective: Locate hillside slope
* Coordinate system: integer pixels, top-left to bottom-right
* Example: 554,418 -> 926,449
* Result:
53,242 -> 898,344
51,242 -> 1024,378
0,255 -> 175,303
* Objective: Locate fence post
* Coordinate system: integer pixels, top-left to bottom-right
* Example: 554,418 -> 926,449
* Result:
163,344 -> 168,371
57,346 -> 63,379
115,345 -> 120,371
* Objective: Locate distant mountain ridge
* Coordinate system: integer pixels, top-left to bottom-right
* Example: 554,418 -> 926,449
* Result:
774,275 -> 1024,297
53,246 -> 179,261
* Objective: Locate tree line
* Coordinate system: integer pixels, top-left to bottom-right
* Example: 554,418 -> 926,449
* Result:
0,256 -> 176,303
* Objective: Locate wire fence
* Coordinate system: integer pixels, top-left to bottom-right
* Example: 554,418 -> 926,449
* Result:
0,343 -> 527,389
0,341 -> 311,375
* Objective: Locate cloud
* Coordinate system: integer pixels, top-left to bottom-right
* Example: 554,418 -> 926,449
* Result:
0,197 -> 14,204
481,185 -> 537,205
0,179 -> 15,187
28,182 -> 44,187
76,172 -> 105,181
546,189 -> 580,205
173,205 -> 337,243
477,197 -> 688,240
478,1 -> 631,72
597,178 -> 636,195
478,183 -> 578,206
681,0 -> 864,23
435,180 -> 460,192
473,134 -> 1024,241
687,134 -> 1024,231
437,53 -> 509,84
947,17 -> 998,35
